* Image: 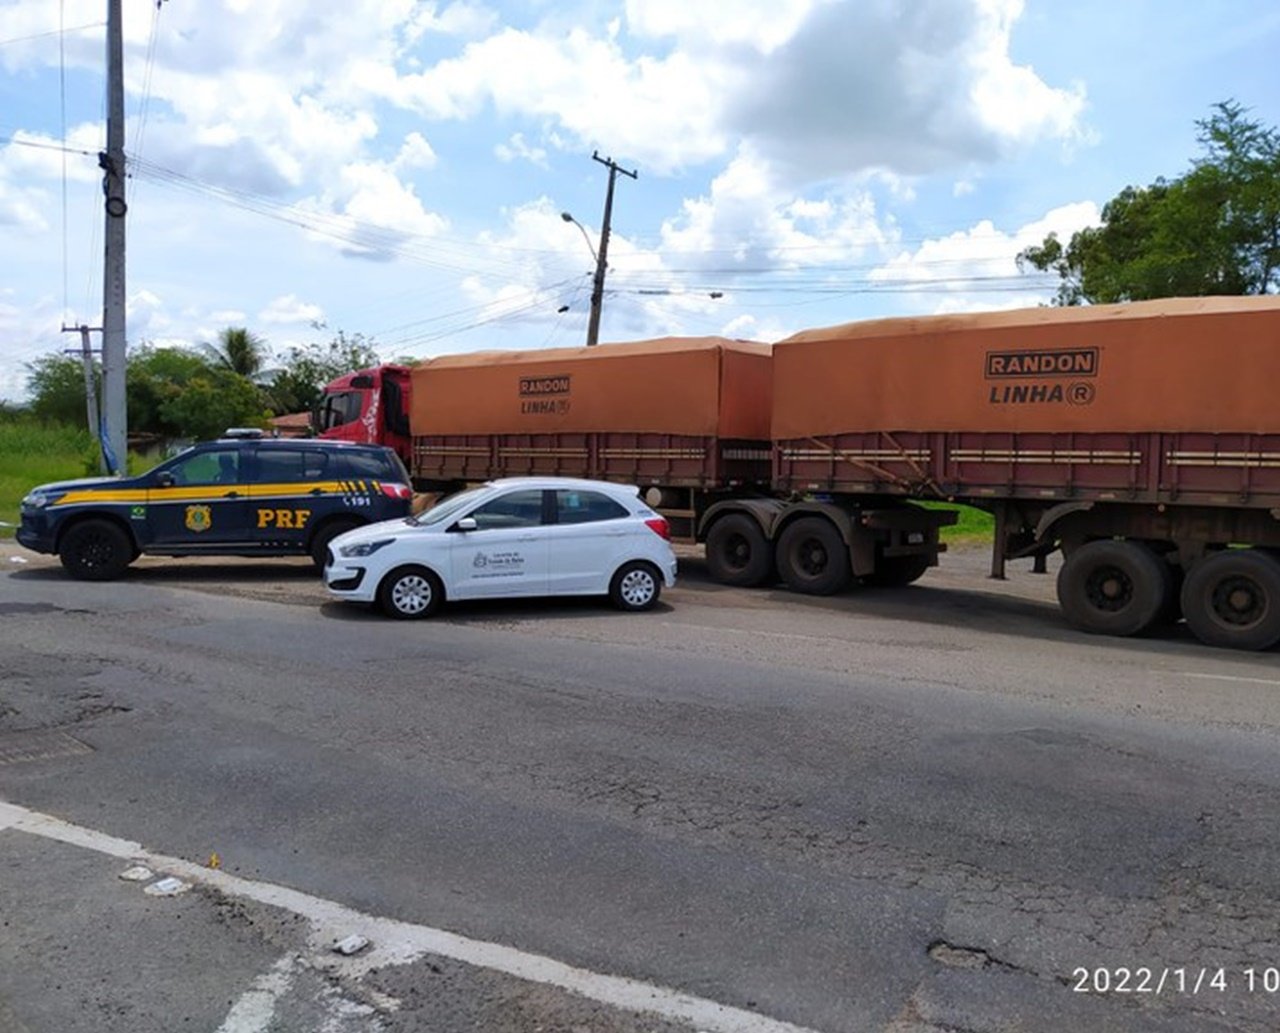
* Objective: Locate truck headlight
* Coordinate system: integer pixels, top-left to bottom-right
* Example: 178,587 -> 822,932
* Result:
338,538 -> 394,558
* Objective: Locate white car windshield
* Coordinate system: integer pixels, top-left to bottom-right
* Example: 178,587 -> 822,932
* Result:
410,485 -> 491,527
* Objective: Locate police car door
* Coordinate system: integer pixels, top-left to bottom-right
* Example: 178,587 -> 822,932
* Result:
448,488 -> 550,599
146,446 -> 252,547
249,446 -> 331,548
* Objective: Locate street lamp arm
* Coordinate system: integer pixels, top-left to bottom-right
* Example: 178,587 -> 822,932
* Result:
560,211 -> 598,263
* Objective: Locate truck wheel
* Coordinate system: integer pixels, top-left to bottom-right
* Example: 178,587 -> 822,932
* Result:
1180,550 -> 1280,651
705,514 -> 773,586
610,561 -> 662,612
863,554 -> 931,588
776,517 -> 851,596
377,565 -> 443,620
59,519 -> 133,581
310,519 -> 363,569
1056,539 -> 1170,637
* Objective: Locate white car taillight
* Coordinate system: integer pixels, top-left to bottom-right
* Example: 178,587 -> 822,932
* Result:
644,516 -> 670,540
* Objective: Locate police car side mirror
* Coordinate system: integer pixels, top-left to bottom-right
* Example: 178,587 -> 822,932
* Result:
451,517 -> 478,533
155,471 -> 175,488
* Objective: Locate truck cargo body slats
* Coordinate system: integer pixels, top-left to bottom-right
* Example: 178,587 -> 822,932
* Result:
779,449 -> 932,461
776,431 -> 1280,509
499,448 -> 590,458
951,449 -> 1141,465
599,448 -> 708,459
1166,452 -> 1280,468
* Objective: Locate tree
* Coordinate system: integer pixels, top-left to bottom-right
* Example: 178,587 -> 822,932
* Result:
1019,101 -> 1280,304
26,354 -> 95,426
155,371 -> 268,441
266,330 -> 382,414
27,345 -> 268,440
128,346 -> 267,438
199,326 -> 271,380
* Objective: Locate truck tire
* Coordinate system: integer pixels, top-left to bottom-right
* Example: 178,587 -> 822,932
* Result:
776,517 -> 851,596
59,519 -> 134,581
705,514 -> 773,587
1056,539 -> 1170,637
863,554 -> 931,588
377,565 -> 444,619
309,518 -> 363,569
610,561 -> 662,612
1179,550 -> 1280,651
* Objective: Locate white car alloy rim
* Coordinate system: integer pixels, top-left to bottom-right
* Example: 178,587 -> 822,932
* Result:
393,574 -> 432,614
620,568 -> 656,607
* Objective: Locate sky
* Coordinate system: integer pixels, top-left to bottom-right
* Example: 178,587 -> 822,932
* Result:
1,0 -> 1278,403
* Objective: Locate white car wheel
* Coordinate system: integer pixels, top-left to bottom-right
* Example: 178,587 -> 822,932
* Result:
610,561 -> 661,612
378,566 -> 443,619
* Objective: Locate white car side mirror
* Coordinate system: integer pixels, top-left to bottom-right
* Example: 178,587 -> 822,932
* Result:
452,516 -> 478,532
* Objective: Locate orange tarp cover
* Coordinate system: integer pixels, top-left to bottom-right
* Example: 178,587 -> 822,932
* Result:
411,337 -> 773,439
773,296 -> 1280,437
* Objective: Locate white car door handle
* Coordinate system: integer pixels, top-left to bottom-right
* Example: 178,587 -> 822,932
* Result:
517,534 -> 539,541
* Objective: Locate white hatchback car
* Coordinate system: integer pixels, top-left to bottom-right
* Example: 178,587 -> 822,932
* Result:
324,477 -> 678,619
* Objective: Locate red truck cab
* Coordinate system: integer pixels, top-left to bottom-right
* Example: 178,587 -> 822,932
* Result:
313,364 -> 413,466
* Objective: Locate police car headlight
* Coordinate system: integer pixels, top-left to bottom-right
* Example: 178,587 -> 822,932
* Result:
21,491 -> 52,509
338,538 -> 395,558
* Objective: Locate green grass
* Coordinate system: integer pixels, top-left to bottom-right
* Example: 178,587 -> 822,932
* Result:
0,420 -> 97,538
922,500 -> 995,545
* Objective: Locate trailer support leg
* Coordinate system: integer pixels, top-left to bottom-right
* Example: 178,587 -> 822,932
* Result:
990,502 -> 1007,580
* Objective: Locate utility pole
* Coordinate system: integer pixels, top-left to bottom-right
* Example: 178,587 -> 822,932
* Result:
586,151 -> 636,347
100,0 -> 127,475
62,324 -> 105,473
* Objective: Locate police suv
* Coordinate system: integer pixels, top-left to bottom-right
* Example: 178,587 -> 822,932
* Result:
17,431 -> 414,580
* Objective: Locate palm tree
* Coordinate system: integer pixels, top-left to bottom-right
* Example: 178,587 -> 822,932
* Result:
200,327 -> 269,381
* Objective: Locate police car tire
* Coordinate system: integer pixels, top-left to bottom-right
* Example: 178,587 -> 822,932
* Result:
609,561 -> 662,612
310,519 -> 363,569
59,518 -> 133,581
378,565 -> 444,620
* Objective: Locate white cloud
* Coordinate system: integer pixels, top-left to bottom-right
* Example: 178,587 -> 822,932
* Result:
259,294 -> 324,325
869,200 -> 1100,310
387,27 -> 734,173
376,0 -> 1083,184
623,0 -> 825,54
728,0 -> 1087,182
402,1 -> 499,45
494,132 -> 548,169
393,132 -> 438,172
659,146 -> 891,274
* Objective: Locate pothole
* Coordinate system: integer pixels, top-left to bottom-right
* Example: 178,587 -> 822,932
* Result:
0,728 -> 94,766
928,941 -> 995,970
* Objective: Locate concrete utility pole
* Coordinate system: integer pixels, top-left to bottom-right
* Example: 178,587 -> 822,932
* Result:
585,151 -> 636,347
100,0 -> 127,474
62,324 -> 105,473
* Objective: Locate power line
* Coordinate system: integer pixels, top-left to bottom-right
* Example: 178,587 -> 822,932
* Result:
0,134 -> 96,157
0,21 -> 103,47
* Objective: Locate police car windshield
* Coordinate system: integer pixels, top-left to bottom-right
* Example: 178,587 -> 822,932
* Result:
411,485 -> 490,526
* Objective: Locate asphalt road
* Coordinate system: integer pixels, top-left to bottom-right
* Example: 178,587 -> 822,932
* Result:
1,542 -> 1279,1032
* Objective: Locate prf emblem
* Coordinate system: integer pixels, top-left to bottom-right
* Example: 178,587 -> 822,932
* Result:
185,505 -> 212,533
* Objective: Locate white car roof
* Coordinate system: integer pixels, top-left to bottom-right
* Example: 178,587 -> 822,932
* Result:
483,476 -> 640,495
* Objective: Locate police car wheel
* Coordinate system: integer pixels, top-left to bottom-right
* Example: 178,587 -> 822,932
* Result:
59,519 -> 133,581
609,561 -> 662,612
378,565 -> 443,620
310,519 -> 362,569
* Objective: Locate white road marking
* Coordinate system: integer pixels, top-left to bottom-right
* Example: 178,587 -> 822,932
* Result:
215,954 -> 299,1033
1172,671 -> 1280,688
0,799 -> 820,1033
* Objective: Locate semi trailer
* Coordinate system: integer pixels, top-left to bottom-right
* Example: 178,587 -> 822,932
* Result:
314,296 -> 1280,650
